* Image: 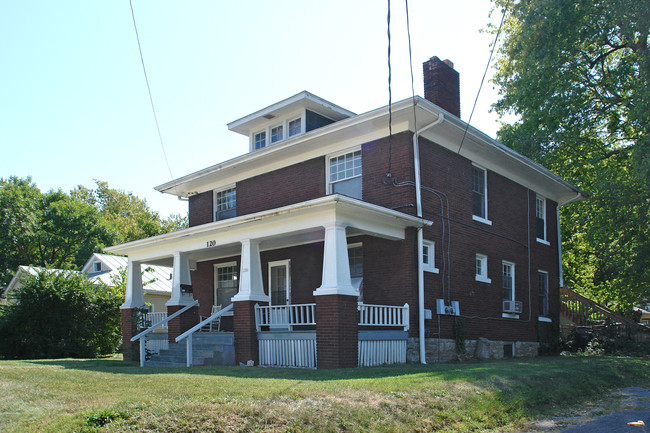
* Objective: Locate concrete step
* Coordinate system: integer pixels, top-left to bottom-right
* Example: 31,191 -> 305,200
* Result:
146,332 -> 235,367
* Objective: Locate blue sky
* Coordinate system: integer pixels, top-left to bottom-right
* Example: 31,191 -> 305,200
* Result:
0,0 -> 506,217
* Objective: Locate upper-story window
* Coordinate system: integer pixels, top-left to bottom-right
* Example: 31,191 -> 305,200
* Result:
214,187 -> 236,221
329,150 -> 362,199
288,117 -> 302,137
93,261 -> 102,272
536,195 -> 548,243
271,125 -> 283,144
254,131 -> 266,150
472,165 -> 490,224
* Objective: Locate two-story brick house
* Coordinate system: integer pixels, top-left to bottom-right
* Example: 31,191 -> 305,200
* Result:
107,56 -> 583,368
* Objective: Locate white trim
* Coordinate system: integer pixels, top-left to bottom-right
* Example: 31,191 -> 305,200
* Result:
213,185 -> 236,222
472,215 -> 493,226
268,259 -> 291,305
502,260 -> 516,303
535,195 -> 547,241
475,254 -> 491,283
502,313 -> 520,319
422,240 -> 439,273
536,238 -> 550,246
538,316 -> 552,323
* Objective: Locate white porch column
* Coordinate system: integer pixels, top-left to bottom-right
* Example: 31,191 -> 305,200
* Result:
120,259 -> 146,309
166,251 -> 194,306
313,223 -> 357,297
232,239 -> 270,303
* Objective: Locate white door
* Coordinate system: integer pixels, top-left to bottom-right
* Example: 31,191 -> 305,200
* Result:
268,260 -> 290,329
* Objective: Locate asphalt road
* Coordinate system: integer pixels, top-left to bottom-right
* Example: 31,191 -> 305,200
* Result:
561,387 -> 650,433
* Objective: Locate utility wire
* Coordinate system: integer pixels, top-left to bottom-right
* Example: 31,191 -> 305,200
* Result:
405,0 -> 418,133
129,0 -> 175,181
386,0 -> 393,178
458,0 -> 510,154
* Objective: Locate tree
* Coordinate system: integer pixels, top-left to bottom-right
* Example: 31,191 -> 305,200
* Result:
0,177 -> 188,288
0,270 -> 123,359
489,0 -> 649,312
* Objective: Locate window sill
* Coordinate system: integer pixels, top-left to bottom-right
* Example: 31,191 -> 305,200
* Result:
475,276 -> 492,284
424,266 -> 439,274
538,316 -> 552,323
502,313 -> 520,319
536,238 -> 550,246
472,215 -> 492,226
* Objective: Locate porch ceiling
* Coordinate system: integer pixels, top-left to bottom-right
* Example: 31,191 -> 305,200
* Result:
105,195 -> 431,265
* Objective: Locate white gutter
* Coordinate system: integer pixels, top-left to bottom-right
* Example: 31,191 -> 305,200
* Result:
413,110 -> 445,365
557,192 -> 583,287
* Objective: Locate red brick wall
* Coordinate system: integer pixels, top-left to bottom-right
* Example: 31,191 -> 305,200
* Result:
188,190 -> 213,227
121,308 -> 140,361
237,157 -> 325,215
167,305 -> 198,343
415,136 -> 561,342
315,294 -> 358,368
233,301 -> 258,364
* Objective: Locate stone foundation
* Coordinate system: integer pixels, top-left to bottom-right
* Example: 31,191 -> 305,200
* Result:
407,337 -> 540,363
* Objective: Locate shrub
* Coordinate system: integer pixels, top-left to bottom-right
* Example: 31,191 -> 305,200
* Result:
0,270 -> 123,359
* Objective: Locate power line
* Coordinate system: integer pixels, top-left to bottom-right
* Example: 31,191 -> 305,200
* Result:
128,0 -> 174,180
458,0 -> 511,154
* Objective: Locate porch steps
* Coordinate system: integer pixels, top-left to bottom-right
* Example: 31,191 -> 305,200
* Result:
145,332 -> 235,367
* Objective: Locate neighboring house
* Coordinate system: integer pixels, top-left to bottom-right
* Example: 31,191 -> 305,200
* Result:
1,266 -> 80,304
107,56 -> 585,369
1,254 -> 172,315
82,253 -> 172,315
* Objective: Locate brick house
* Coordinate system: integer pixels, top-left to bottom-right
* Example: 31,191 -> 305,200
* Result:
107,56 -> 584,368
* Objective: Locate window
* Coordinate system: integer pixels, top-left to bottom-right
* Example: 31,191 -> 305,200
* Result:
422,240 -> 439,273
271,125 -> 283,144
472,166 -> 490,224
214,262 -> 238,309
288,118 -> 301,136
254,131 -> 266,149
538,271 -> 549,317
475,254 -> 491,283
502,261 -> 515,301
536,195 -> 547,242
214,187 -> 236,221
329,150 -> 362,199
93,261 -> 102,272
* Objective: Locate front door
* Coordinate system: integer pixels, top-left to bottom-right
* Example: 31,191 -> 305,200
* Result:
268,260 -> 290,329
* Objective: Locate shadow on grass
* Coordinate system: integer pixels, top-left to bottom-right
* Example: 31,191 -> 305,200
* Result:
21,355 -> 637,384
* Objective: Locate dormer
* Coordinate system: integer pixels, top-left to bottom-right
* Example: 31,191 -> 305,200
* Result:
227,91 -> 355,153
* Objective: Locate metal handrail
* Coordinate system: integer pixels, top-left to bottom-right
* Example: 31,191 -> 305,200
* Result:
175,303 -> 234,367
131,299 -> 198,367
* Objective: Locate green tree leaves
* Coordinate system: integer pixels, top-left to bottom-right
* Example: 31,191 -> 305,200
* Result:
0,177 -> 188,288
490,0 -> 649,312
0,271 -> 123,359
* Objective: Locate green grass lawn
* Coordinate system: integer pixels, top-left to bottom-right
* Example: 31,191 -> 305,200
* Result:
1,355 -> 648,432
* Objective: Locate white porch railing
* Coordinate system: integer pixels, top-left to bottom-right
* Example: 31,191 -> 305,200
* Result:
145,312 -> 168,329
254,303 -> 316,331
131,300 -> 198,367
175,303 -> 234,367
358,303 -> 409,331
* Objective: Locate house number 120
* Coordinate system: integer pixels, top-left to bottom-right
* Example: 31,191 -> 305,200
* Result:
206,240 -> 216,247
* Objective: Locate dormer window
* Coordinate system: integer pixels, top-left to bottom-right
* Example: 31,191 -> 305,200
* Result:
271,125 -> 283,143
288,118 -> 302,137
254,131 -> 266,150
93,262 -> 102,272
214,187 -> 236,221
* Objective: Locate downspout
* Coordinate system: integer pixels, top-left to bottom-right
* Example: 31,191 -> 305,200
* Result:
557,192 -> 582,287
413,111 -> 444,365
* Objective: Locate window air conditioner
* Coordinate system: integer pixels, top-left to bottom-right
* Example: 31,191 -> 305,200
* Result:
502,300 -> 523,314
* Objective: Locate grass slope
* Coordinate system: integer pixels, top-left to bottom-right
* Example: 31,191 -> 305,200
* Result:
1,355 -> 648,432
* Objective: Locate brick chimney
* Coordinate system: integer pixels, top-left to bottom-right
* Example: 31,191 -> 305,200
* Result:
423,56 -> 460,118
